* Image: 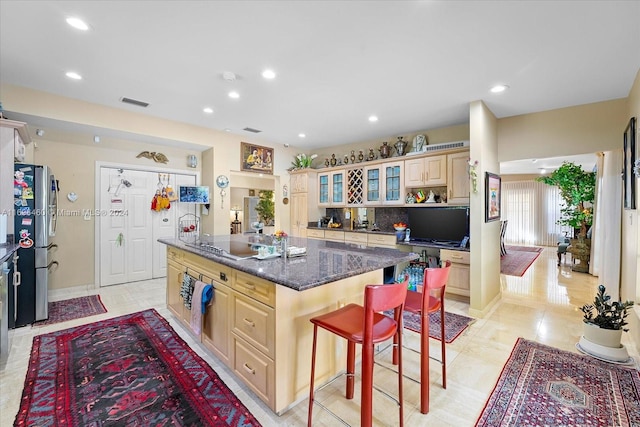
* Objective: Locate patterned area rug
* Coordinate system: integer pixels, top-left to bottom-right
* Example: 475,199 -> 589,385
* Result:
403,310 -> 475,343
476,338 -> 640,427
385,310 -> 475,343
16,309 -> 262,427
500,245 -> 543,276
34,295 -> 107,326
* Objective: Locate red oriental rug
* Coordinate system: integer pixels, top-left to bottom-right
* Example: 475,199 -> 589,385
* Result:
16,309 -> 262,427
475,338 -> 640,427
34,295 -> 107,326
403,310 -> 474,343
500,245 -> 543,276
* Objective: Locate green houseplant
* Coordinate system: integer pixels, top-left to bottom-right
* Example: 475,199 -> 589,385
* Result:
580,285 -> 634,332
255,190 -> 275,226
536,161 -> 595,238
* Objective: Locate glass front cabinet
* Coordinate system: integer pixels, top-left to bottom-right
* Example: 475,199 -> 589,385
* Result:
382,161 -> 404,205
318,170 -> 346,206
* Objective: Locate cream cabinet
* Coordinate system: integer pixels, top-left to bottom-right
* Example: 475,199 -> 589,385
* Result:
344,231 -> 368,244
404,154 -> 447,187
367,233 -> 398,248
306,228 -> 325,239
447,151 -> 470,204
363,164 -> 382,205
290,193 -> 308,237
289,170 -> 320,237
324,229 -> 345,242
382,161 -> 404,205
440,248 -> 470,297
318,170 -> 346,206
1,120 -> 31,227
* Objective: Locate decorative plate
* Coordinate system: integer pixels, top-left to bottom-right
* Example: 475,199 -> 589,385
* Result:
216,175 -> 229,188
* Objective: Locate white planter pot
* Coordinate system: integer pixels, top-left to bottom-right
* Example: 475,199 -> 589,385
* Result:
583,322 -> 623,348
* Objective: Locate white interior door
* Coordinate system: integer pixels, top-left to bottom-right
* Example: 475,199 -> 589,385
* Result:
100,169 -> 153,286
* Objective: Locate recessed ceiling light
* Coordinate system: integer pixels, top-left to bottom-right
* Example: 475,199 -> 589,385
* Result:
228,91 -> 240,99
539,168 -> 546,174
203,107 -> 214,114
262,69 -> 276,79
36,129 -> 44,137
93,135 -> 100,144
490,84 -> 509,93
65,71 -> 82,80
368,115 -> 378,122
298,133 -> 306,138
66,17 -> 89,31
224,128 -> 232,132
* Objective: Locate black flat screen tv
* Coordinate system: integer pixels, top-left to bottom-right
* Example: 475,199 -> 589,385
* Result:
407,206 -> 469,246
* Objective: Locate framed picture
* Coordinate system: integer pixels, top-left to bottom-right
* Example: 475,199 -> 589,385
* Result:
485,172 -> 501,222
241,142 -> 274,175
623,117 -> 636,209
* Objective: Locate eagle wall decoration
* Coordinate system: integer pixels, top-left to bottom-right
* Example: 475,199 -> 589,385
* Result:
137,151 -> 169,164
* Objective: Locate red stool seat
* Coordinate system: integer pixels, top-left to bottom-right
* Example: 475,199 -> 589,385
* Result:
308,278 -> 408,427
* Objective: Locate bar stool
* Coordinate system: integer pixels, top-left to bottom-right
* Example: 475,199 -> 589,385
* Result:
307,278 -> 408,427
394,260 -> 451,414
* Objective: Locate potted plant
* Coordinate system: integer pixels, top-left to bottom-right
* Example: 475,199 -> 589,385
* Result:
537,161 -> 595,272
580,285 -> 634,348
255,190 -> 275,226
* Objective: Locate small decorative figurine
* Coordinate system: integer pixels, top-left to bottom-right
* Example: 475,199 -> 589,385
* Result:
358,150 -> 364,162
367,148 -> 377,161
350,150 -> 356,163
330,154 -> 337,166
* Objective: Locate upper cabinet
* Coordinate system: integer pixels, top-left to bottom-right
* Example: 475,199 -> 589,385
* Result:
382,161 -> 404,205
290,172 -> 309,193
447,151 -> 470,204
404,154 -> 447,187
318,170 -> 345,206
1,119 -> 31,232
346,167 -> 364,206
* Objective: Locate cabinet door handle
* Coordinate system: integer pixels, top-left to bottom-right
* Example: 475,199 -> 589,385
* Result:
243,363 -> 255,375
245,283 -> 256,290
243,318 -> 255,327
451,255 -> 463,259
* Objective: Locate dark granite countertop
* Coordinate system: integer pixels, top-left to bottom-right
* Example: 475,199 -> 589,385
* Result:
306,226 -> 396,235
0,243 -> 19,264
159,236 -> 418,291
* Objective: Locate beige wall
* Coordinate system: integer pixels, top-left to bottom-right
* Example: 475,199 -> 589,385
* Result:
28,137 -> 198,290
2,84 -> 299,289
469,101 -> 501,316
498,98 -> 628,162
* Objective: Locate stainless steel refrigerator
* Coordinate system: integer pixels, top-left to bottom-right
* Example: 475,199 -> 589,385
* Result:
10,164 -> 59,327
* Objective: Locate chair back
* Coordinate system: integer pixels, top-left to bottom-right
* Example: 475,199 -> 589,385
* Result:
423,260 -> 451,295
363,276 -> 408,340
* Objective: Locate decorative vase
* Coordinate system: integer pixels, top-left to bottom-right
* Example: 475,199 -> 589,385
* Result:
394,136 -> 408,156
583,322 -> 622,348
379,141 -> 392,158
569,236 -> 591,273
358,150 -> 364,162
350,150 -> 356,163
330,154 -> 337,166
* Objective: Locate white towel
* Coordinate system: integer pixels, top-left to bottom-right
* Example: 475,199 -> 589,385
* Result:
190,280 -> 207,335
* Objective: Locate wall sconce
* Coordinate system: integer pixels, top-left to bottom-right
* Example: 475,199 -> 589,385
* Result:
187,154 -> 197,168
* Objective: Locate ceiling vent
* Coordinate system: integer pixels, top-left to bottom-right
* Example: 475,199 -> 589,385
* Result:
120,97 -> 149,108
243,127 -> 262,133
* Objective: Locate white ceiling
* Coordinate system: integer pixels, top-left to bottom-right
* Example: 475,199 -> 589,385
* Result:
1,1 -> 639,157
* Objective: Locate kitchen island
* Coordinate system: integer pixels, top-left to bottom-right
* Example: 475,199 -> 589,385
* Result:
159,235 -> 417,414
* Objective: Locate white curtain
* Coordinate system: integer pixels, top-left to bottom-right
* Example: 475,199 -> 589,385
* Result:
592,150 -> 622,298
501,179 -> 571,247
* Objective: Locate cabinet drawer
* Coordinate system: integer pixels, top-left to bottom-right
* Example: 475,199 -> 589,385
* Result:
167,247 -> 184,262
234,271 -> 275,307
324,230 -> 345,242
233,336 -> 275,408
183,252 -> 232,284
344,232 -> 368,244
367,233 -> 397,248
440,249 -> 470,265
306,229 -> 325,239
232,292 -> 275,357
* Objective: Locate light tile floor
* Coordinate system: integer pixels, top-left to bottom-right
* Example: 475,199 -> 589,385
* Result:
1,247 -> 637,426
